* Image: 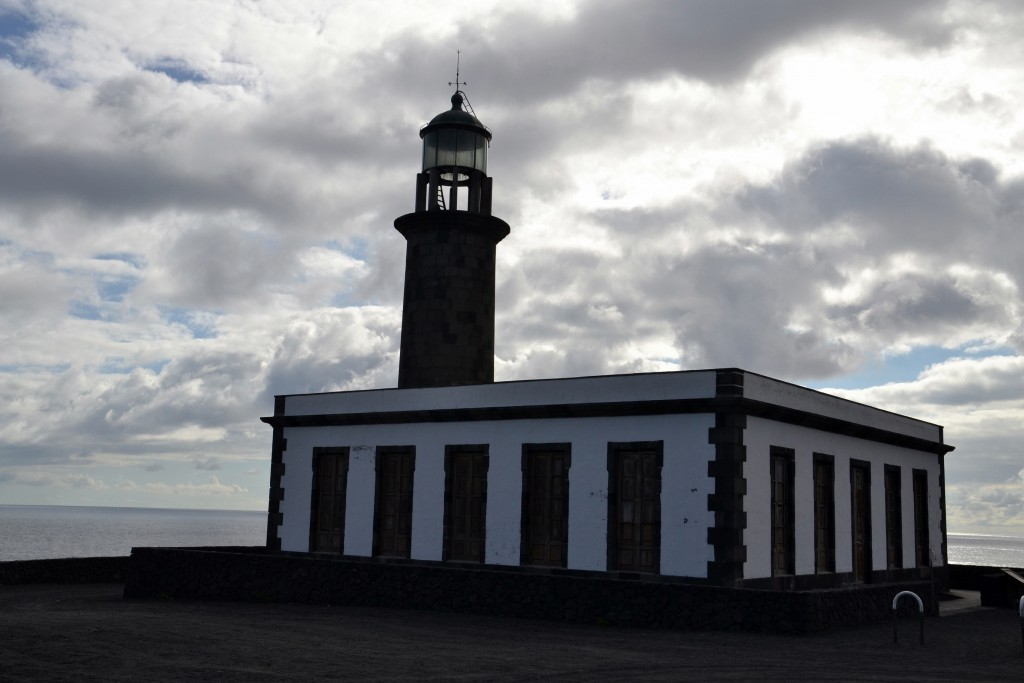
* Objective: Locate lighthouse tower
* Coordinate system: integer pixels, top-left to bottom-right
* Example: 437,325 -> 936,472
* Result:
394,91 -> 511,388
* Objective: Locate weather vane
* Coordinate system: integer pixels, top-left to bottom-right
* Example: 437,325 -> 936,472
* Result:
449,49 -> 467,93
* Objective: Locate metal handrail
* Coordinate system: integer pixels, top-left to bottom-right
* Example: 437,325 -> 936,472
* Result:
1018,595 -> 1023,653
892,590 -> 924,645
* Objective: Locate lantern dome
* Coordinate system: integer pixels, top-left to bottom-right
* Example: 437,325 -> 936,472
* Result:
420,92 -> 490,177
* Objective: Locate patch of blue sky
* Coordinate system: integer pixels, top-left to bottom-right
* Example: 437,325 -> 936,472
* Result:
98,358 -> 167,375
0,9 -> 38,40
97,274 -> 140,303
0,362 -> 71,374
98,358 -> 167,374
807,343 -> 1016,391
144,359 -> 170,374
145,59 -> 208,85
324,237 -> 369,261
0,9 -> 40,67
329,289 -> 358,308
161,306 -> 218,339
68,300 -> 104,320
94,252 -> 146,269
98,359 -> 132,374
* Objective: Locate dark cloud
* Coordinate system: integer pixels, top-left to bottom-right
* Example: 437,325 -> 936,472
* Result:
736,139 -> 1001,252
823,270 -> 1018,351
376,0 -> 949,108
140,223 -> 293,309
0,140 -> 294,221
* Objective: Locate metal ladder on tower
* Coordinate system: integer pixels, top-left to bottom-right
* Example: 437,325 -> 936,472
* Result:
436,183 -> 446,210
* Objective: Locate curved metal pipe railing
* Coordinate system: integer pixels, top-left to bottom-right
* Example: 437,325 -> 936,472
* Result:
892,590 -> 925,645
1018,595 -> 1024,653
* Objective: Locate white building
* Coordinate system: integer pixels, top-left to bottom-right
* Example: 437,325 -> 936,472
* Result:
263,368 -> 950,588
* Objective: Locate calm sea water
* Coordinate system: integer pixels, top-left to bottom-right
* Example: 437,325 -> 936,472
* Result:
0,505 -> 266,562
946,533 -> 1024,569
1,505 -> 1022,567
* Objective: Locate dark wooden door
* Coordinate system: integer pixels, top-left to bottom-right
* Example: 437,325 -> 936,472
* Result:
374,448 -> 414,558
611,447 -> 661,573
813,459 -> 834,573
885,467 -> 903,569
311,448 -> 349,553
913,470 -> 929,567
522,448 -> 569,567
770,454 -> 791,575
444,449 -> 487,562
851,463 -> 871,581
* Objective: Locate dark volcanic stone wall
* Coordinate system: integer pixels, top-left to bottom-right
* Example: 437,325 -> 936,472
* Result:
125,548 -> 934,634
0,557 -> 129,585
394,211 -> 510,388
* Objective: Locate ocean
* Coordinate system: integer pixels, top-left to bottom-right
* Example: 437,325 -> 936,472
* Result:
946,533 -> 1024,569
0,505 -> 266,562
1,505 -> 1022,567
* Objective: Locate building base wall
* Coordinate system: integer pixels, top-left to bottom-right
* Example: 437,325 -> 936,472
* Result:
0,556 -> 129,585
125,547 -> 935,634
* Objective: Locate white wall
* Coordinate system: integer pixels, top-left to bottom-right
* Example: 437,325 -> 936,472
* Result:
276,412 -> 716,578
743,416 -> 944,580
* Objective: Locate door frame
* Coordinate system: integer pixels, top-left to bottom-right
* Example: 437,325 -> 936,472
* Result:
606,441 -> 664,573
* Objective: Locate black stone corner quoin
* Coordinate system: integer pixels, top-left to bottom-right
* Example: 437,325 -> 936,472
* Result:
266,395 -> 286,551
707,369 -> 747,584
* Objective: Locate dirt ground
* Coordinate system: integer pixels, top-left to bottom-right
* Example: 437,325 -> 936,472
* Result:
1,584 -> 1022,681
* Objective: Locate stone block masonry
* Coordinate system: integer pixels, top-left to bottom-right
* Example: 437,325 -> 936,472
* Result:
125,548 -> 934,634
395,211 -> 510,388
0,556 -> 129,585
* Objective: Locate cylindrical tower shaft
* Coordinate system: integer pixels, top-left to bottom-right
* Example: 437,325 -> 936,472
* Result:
395,211 -> 509,388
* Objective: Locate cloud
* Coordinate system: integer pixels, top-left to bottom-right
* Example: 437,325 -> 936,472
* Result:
0,469 -> 108,490
378,0 -> 952,109
947,480 -> 1024,531
829,355 -> 1024,408
192,455 -> 221,471
736,139 -> 1011,255
120,474 -> 248,497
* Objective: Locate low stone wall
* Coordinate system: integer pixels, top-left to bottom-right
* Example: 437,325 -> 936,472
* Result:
125,548 -> 934,634
0,556 -> 129,585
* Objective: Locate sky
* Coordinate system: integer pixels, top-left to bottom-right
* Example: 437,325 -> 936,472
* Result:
0,1 -> 1022,533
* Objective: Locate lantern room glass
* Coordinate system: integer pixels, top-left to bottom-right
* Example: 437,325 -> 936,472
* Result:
422,129 -> 488,177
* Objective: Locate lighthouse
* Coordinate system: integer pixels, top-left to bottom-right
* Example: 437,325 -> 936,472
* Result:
394,90 -> 511,388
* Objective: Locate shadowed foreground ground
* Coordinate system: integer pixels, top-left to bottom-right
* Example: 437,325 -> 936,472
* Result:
1,584 -> 1021,681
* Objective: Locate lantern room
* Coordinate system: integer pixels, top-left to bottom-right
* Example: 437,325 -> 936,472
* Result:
414,92 -> 493,215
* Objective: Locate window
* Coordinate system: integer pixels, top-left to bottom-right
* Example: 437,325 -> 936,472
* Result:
310,447 -> 349,554
913,469 -> 930,567
770,447 -> 795,576
608,442 -> 663,573
443,446 -> 488,562
885,465 -> 903,569
521,444 -> 571,567
850,461 -> 872,581
373,447 -> 415,559
813,455 -> 836,573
